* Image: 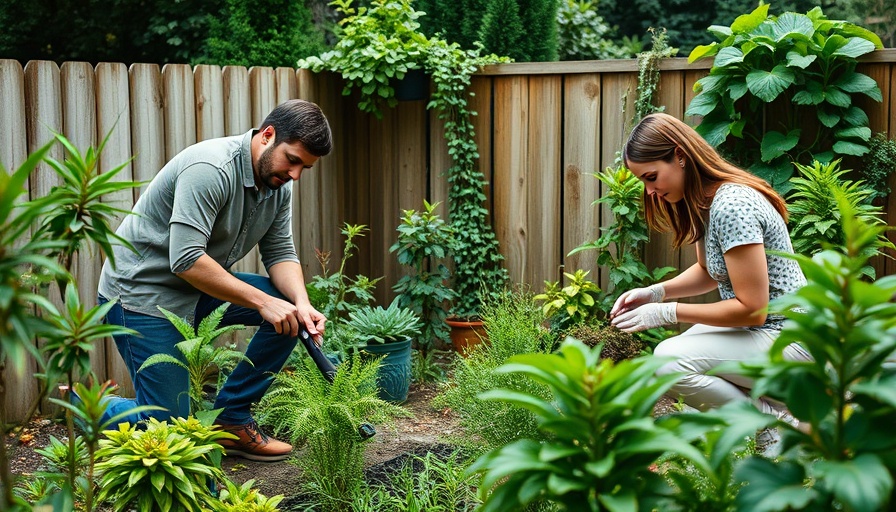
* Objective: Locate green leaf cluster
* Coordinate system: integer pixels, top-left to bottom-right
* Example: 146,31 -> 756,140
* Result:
208,478 -> 284,512
534,269 -> 602,331
787,159 -> 893,278
686,4 -> 883,193
859,132 -> 896,201
345,299 -> 424,344
139,303 -> 250,414
556,0 -> 635,61
390,200 -> 458,348
467,339 -> 708,511
95,416 -> 230,511
299,0 -> 432,118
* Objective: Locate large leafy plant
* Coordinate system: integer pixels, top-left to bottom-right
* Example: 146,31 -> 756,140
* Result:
95,416 -> 231,512
467,339 -> 709,511
686,4 -> 883,193
728,196 -> 896,511
534,269 -> 603,331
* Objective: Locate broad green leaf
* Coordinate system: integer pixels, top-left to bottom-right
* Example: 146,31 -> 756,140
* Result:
746,65 -> 795,102
772,12 -> 814,42
685,92 -> 719,117
841,106 -> 869,126
823,86 -> 852,108
815,455 -> 893,512
832,140 -> 869,156
688,43 -> 719,63
831,37 -> 877,59
760,130 -> 800,162
735,459 -> 816,512
731,4 -> 769,34
785,51 -> 816,69
599,490 -> 638,512
835,72 -> 882,100
835,126 -> 871,141
715,46 -> 744,68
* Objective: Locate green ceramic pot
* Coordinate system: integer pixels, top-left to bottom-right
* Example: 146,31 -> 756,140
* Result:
361,337 -> 412,403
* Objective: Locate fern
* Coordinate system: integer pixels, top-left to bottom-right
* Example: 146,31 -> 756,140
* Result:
788,159 -> 893,277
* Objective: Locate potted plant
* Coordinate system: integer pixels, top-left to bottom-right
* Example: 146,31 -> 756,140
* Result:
345,299 -> 423,402
297,0 -> 433,118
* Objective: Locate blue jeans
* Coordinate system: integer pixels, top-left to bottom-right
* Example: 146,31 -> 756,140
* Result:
99,273 -> 300,425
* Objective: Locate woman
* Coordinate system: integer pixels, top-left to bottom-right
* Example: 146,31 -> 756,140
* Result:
609,112 -> 810,421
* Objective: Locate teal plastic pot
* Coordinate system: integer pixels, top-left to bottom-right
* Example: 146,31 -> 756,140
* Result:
361,337 -> 412,403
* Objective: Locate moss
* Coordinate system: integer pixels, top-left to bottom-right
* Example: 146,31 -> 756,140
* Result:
565,323 -> 646,363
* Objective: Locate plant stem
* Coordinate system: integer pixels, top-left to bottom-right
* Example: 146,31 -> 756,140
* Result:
0,365 -> 15,510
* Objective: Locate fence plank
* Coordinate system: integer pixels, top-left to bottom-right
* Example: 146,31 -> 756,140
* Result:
95,62 -> 136,395
493,75 -> 530,285
598,72 -> 638,292
223,66 -> 252,136
129,64 -> 165,199
469,75 -> 493,213
1,59 -> 37,423
24,60 -> 64,416
194,65 -> 225,142
275,67 -> 297,104
60,61 -> 105,380
562,74 -> 602,283
526,75 -> 562,287
162,64 -> 197,161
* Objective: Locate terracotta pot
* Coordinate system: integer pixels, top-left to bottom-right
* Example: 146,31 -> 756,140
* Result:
445,318 -> 488,356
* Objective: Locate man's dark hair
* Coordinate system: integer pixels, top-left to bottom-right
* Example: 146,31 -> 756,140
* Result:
260,99 -> 332,156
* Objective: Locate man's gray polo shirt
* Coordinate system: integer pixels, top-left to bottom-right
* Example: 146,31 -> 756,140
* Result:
98,130 -> 299,320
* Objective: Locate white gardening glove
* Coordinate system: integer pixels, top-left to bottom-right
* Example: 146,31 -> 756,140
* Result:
610,283 -> 666,318
611,302 -> 678,333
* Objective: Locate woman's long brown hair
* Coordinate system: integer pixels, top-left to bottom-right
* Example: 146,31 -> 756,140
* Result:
622,113 -> 788,248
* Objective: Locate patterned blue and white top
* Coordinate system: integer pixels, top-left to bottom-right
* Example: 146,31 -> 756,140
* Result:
704,183 -> 806,331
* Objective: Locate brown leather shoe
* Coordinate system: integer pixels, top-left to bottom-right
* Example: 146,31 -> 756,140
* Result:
216,420 -> 293,462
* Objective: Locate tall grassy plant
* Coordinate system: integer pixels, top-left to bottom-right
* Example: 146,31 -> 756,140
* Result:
256,353 -> 406,512
434,289 -> 553,450
730,196 -> 896,511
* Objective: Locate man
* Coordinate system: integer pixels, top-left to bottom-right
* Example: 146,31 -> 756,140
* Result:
96,99 -> 331,462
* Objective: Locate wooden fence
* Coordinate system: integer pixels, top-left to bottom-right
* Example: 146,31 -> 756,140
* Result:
3,51 -> 896,422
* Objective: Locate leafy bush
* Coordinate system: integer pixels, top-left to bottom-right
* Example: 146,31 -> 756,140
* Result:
390,200 -> 457,348
95,417 -> 230,512
139,303 -> 249,413
860,132 -> 896,201
534,269 -> 603,331
686,4 -> 883,193
467,339 -> 708,511
208,478 -> 284,512
725,195 -> 896,511
310,223 -> 381,322
556,0 -> 633,60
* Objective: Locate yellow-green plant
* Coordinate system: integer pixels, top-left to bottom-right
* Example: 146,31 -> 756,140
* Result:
208,478 -> 284,512
139,303 -> 249,413
95,416 -> 232,512
534,269 -> 602,331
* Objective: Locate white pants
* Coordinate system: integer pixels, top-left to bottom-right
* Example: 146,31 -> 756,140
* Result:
654,324 -> 812,414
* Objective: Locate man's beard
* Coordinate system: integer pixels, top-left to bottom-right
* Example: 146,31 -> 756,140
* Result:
256,145 -> 288,190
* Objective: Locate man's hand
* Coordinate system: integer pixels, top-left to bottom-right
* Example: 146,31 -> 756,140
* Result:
296,303 -> 326,346
611,302 -> 678,333
258,296 -> 304,337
